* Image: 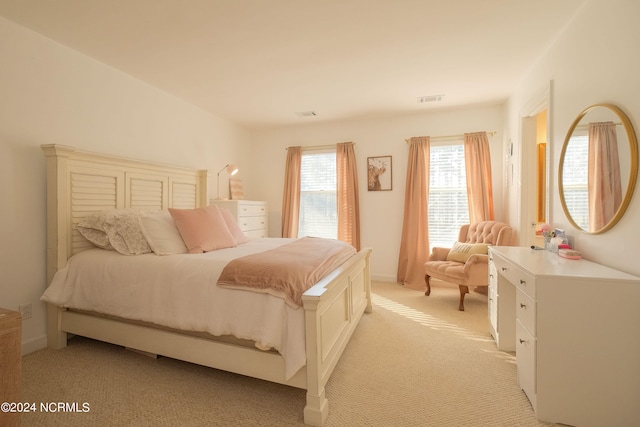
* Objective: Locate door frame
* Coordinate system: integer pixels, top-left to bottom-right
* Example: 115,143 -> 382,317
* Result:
518,82 -> 551,246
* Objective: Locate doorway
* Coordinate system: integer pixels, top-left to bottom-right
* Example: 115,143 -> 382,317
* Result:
519,86 -> 550,247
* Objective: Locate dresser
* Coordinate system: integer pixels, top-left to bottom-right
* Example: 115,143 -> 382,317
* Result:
489,246 -> 640,427
0,308 -> 22,427
211,200 -> 268,238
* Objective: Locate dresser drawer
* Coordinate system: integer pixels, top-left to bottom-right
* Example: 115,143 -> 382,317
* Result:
493,254 -> 536,299
238,203 -> 267,217
488,260 -> 497,287
516,288 -> 536,336
238,216 -> 267,231
244,228 -> 267,239
516,320 -> 537,406
488,285 -> 498,338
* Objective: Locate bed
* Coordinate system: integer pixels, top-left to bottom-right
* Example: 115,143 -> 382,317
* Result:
41,144 -> 372,426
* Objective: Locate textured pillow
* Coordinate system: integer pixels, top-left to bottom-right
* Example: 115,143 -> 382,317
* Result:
446,242 -> 490,263
138,210 -> 188,255
77,209 -> 152,255
219,208 -> 250,245
169,205 -> 237,253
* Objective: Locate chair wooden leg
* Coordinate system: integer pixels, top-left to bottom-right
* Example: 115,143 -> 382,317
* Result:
458,285 -> 469,311
424,274 -> 431,296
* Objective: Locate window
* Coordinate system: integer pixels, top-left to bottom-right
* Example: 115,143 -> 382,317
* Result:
298,151 -> 337,238
562,134 -> 589,229
428,143 -> 469,249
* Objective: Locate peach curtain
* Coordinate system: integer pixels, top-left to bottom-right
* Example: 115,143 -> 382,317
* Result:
281,146 -> 301,238
337,142 -> 361,250
464,132 -> 495,222
588,122 -> 622,231
397,137 -> 430,289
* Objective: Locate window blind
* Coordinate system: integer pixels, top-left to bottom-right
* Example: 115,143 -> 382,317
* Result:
428,144 -> 469,249
562,135 -> 589,229
298,152 -> 337,238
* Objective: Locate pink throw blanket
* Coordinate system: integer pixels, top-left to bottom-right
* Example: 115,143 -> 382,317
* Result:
217,237 -> 356,307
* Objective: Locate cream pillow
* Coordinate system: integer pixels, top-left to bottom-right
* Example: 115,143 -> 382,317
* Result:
138,210 -> 188,255
446,242 -> 490,263
169,205 -> 237,253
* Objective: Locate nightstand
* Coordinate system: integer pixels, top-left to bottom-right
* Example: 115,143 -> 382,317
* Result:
0,308 -> 22,427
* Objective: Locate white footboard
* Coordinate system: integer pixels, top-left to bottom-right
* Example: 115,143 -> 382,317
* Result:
45,247 -> 372,426
302,247 -> 372,426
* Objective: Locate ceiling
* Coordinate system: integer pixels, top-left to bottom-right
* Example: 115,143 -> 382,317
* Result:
0,0 -> 585,130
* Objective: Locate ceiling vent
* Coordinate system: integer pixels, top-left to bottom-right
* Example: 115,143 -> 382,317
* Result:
417,94 -> 444,103
295,111 -> 318,117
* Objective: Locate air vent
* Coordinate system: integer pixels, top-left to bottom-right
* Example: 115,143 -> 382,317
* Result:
295,111 -> 318,117
417,95 -> 444,103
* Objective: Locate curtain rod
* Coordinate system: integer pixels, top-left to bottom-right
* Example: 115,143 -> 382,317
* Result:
575,122 -> 622,130
285,142 -> 355,151
405,131 -> 496,143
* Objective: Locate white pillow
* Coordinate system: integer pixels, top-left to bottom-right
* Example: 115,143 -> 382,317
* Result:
138,210 -> 188,255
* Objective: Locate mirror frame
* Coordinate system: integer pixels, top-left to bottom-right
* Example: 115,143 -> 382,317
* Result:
558,103 -> 638,234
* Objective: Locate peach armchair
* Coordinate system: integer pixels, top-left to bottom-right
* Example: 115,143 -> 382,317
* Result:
424,221 -> 512,311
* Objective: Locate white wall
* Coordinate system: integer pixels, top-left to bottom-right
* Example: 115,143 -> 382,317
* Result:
0,17 -> 251,353
506,0 -> 640,275
248,105 -> 505,282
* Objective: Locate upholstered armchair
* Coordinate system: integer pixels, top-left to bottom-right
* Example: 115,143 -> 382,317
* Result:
424,221 -> 513,311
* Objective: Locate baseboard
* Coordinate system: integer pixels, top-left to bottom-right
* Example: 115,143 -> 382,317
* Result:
371,274 -> 396,283
22,335 -> 47,356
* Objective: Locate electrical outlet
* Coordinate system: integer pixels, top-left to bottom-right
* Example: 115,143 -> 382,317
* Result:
18,303 -> 32,320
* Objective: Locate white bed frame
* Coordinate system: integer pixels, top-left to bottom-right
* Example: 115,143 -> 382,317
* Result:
41,144 -> 372,426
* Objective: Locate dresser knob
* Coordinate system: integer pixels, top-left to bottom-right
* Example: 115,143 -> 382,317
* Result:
519,339 -> 527,344
520,303 -> 526,308
502,267 -> 507,272
520,279 -> 526,285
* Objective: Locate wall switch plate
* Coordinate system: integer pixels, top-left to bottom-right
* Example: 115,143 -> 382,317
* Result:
18,303 -> 32,320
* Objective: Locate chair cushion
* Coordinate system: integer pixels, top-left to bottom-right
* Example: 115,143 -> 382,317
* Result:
424,260 -> 467,282
446,242 -> 490,263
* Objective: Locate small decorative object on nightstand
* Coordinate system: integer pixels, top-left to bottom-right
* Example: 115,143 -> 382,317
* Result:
0,308 -> 22,427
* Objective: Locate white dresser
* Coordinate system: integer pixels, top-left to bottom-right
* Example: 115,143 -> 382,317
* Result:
211,200 -> 268,238
489,246 -> 640,427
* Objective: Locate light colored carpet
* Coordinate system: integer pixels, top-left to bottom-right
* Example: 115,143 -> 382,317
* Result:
21,282 -> 556,426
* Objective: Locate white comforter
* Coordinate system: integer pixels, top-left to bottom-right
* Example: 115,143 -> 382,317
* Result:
41,238 -> 306,379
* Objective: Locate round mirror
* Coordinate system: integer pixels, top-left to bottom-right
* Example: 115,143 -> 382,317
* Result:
559,104 -> 638,234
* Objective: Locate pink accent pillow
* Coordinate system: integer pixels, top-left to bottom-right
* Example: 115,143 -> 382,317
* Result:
219,208 -> 250,245
168,206 -> 237,253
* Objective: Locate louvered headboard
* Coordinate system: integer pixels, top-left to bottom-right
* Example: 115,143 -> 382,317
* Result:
42,144 -> 208,284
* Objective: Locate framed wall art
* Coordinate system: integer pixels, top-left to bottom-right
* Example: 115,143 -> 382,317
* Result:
367,155 -> 392,191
